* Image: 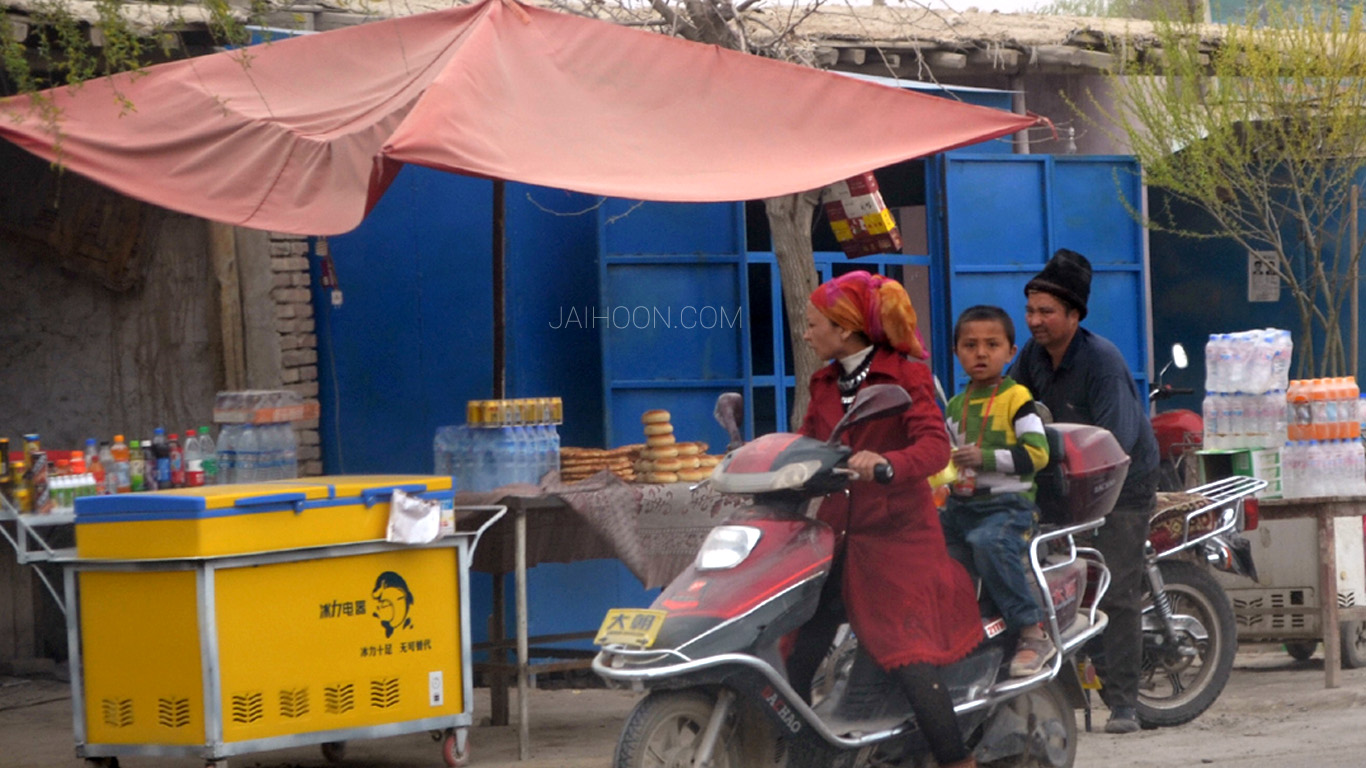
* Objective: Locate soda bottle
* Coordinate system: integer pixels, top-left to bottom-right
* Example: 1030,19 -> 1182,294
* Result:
199,427 -> 218,485
99,441 -> 117,494
185,428 -> 205,487
169,433 -> 186,488
142,439 -> 159,492
129,440 -> 146,492
0,437 -> 10,501
110,435 -> 132,494
10,458 -> 31,513
86,439 -> 107,495
152,428 -> 171,488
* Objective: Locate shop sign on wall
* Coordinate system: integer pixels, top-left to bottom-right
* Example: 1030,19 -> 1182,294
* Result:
1249,250 -> 1280,303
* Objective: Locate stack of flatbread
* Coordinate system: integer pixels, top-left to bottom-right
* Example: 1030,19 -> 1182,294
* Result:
632,409 -> 724,483
558,444 -> 644,484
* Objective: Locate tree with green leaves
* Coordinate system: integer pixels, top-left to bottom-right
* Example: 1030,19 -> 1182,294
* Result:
1097,0 -> 1366,376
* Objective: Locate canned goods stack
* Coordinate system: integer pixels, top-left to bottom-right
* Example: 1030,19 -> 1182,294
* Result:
433,397 -> 563,492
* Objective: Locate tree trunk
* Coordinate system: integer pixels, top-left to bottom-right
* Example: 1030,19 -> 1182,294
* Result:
765,190 -> 823,430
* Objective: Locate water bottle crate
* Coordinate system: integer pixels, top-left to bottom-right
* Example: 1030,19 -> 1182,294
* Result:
213,402 -> 320,425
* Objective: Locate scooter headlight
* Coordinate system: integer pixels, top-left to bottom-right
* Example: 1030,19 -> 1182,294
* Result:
771,459 -> 821,490
696,525 -> 763,570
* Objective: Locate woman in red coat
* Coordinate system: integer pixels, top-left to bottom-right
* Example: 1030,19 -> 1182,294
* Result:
788,271 -> 982,768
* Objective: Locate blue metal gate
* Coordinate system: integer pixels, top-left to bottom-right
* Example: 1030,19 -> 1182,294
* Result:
935,154 -> 1150,395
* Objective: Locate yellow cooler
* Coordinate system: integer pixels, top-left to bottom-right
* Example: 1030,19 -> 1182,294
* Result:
67,476 -> 497,766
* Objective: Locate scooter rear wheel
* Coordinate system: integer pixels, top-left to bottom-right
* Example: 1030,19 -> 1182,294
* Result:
980,680 -> 1076,768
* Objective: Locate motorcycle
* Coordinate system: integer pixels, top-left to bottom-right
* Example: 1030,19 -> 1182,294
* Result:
593,384 -> 1126,768
1135,473 -> 1265,726
1123,343 -> 1268,727
1149,342 -> 1202,493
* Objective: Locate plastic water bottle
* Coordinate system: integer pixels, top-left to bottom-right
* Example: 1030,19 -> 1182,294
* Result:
199,427 -> 218,485
1271,329 -> 1294,391
1351,439 -> 1366,495
1205,334 -> 1223,392
217,425 -> 237,485
282,424 -> 298,479
237,425 -> 259,483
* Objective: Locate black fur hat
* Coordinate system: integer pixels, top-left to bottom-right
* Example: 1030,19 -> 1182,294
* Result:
1024,248 -> 1092,320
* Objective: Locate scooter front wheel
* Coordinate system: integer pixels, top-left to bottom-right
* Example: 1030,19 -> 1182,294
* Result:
614,689 -> 778,768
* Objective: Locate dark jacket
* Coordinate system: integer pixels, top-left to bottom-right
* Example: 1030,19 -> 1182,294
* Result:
1009,328 -> 1159,505
801,347 -> 983,669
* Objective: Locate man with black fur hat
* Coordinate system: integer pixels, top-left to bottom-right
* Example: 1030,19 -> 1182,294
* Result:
1007,248 -> 1159,735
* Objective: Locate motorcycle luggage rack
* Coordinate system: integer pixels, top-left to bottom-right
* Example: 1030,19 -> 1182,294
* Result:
1150,474 -> 1267,559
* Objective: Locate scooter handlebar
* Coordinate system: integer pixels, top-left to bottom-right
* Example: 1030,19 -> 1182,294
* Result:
832,464 -> 895,484
1149,384 -> 1196,401
873,463 -> 893,484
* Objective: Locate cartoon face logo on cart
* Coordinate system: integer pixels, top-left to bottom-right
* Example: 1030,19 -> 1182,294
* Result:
371,571 -> 415,638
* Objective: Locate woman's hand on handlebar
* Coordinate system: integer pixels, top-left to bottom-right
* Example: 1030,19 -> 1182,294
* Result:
848,451 -> 891,483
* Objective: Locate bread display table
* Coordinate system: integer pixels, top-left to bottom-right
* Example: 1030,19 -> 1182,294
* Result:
454,472 -> 750,758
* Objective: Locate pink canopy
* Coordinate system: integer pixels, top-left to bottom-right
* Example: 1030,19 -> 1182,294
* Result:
0,0 -> 1034,235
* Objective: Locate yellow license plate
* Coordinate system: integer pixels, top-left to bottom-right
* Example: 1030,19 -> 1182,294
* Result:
595,608 -> 667,648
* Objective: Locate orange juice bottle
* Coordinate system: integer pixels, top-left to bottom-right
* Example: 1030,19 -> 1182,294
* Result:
1334,378 -> 1351,439
1287,380 -> 1309,441
1348,377 -> 1362,439
1310,379 -> 1332,441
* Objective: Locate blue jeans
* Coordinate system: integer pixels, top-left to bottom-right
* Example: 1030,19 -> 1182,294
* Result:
940,493 -> 1043,630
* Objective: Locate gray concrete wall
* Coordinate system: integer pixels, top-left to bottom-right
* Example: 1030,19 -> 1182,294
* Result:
0,145 -> 222,447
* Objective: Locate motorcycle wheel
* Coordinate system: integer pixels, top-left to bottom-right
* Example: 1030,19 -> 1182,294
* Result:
613,689 -> 781,768
1284,641 -> 1317,662
981,680 -> 1076,768
1137,561 -> 1237,728
1341,621 -> 1366,669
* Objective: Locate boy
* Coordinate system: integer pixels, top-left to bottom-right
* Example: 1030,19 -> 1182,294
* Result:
942,305 -> 1054,677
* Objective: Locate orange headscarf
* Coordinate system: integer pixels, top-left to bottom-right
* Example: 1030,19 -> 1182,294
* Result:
810,271 -> 926,359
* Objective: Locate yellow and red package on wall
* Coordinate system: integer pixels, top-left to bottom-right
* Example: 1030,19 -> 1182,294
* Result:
820,172 -> 902,258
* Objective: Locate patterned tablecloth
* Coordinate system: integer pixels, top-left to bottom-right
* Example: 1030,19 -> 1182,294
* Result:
453,471 -> 753,588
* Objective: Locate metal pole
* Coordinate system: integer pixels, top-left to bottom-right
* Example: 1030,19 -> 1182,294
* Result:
516,504 -> 530,759
493,179 -> 507,399
1352,184 -> 1358,379
1010,76 -> 1029,155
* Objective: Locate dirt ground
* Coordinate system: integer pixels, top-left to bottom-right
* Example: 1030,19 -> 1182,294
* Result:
4,644 -> 1366,768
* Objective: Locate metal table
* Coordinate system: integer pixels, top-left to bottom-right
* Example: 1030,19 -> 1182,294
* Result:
1258,496 -> 1366,688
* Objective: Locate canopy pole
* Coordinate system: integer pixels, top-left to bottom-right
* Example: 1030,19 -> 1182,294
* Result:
1352,184 -> 1359,379
493,179 -> 507,399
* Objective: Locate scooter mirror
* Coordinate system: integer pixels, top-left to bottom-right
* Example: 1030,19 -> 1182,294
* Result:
828,384 -> 912,445
713,392 -> 745,451
1172,343 -> 1189,370
1035,402 -> 1054,425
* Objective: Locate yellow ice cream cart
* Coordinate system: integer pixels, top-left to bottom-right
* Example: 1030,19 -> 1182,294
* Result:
66,475 -> 502,768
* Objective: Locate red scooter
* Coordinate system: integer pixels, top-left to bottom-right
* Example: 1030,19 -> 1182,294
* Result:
594,384 -> 1126,768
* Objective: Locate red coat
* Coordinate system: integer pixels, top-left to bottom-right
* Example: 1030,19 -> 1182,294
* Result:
800,348 -> 984,669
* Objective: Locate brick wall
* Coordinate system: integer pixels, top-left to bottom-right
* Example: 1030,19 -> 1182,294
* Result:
269,233 -> 322,476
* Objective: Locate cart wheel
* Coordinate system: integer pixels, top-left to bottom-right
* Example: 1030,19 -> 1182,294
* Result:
85,758 -> 119,768
442,728 -> 470,767
205,761 -> 228,768
321,740 -> 347,763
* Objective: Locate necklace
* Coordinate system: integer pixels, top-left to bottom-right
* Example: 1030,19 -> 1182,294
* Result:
837,353 -> 874,409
